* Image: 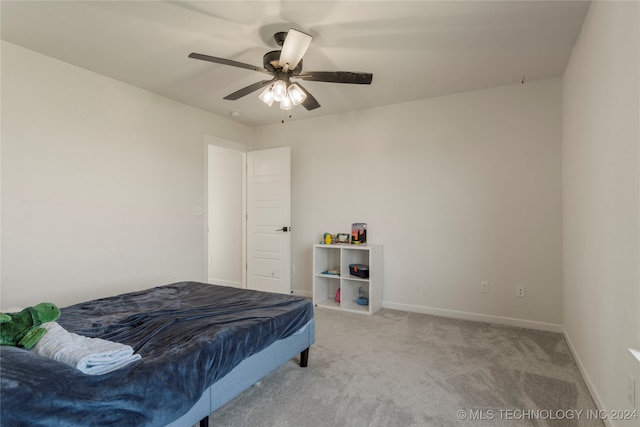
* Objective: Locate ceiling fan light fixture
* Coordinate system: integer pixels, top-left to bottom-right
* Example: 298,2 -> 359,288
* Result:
279,95 -> 293,111
271,80 -> 288,102
287,83 -> 307,106
258,85 -> 275,106
258,85 -> 274,107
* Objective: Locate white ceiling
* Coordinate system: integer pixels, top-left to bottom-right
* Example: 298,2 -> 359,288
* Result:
1,1 -> 590,127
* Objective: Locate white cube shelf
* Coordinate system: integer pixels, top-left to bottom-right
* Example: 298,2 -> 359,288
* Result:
312,243 -> 382,315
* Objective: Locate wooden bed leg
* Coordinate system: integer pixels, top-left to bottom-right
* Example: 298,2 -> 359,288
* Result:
300,348 -> 309,367
199,416 -> 209,427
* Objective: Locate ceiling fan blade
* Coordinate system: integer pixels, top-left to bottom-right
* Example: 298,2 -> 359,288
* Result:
188,53 -> 272,76
278,29 -> 312,71
223,79 -> 276,100
295,83 -> 321,111
298,71 -> 373,84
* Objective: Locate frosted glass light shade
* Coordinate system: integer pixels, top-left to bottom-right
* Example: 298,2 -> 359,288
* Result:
279,95 -> 293,110
272,80 -> 287,102
258,85 -> 275,106
287,83 -> 307,105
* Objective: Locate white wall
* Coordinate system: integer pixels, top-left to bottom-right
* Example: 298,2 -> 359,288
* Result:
254,77 -> 563,328
563,1 -> 640,423
0,41 -> 253,308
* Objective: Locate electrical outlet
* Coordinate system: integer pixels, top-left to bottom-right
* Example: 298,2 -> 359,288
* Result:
516,285 -> 526,297
628,375 -> 635,405
480,281 -> 489,293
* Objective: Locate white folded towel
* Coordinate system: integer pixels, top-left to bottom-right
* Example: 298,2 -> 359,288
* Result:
32,322 -> 141,375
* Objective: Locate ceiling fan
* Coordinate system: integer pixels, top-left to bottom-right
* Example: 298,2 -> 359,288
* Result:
188,28 -> 373,112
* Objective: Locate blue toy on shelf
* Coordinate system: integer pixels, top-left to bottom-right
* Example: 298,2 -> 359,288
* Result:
356,287 -> 369,306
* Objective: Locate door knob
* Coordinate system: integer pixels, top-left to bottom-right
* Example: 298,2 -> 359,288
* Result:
277,226 -> 290,232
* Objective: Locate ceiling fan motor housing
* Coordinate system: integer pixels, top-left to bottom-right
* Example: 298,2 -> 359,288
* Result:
263,50 -> 302,75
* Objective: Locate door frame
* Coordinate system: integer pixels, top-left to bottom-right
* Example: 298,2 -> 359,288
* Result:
202,134 -> 251,287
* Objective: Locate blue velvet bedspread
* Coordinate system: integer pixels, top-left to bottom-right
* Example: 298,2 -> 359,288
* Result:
0,282 -> 314,426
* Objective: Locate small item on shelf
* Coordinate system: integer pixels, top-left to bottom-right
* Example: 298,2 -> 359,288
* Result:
335,288 -> 341,303
323,268 -> 340,275
349,264 -> 369,278
336,233 -> 350,243
356,287 -> 369,306
351,223 -> 367,245
323,233 -> 333,244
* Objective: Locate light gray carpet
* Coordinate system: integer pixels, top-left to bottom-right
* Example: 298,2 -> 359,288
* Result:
202,308 -> 603,427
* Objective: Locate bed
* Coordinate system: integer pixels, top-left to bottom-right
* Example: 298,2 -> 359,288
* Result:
0,281 -> 315,426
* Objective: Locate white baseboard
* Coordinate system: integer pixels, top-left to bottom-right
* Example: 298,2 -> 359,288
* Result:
381,301 -> 563,333
562,327 -> 613,427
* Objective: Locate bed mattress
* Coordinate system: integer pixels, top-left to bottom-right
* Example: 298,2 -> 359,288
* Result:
0,281 -> 314,426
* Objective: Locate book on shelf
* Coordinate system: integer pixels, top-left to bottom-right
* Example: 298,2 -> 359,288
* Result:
351,223 -> 367,245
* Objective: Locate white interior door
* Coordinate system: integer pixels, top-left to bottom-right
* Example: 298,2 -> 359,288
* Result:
246,147 -> 291,294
